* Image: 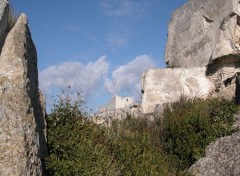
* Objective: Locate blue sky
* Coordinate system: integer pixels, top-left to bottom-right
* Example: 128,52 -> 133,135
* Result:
10,0 -> 187,112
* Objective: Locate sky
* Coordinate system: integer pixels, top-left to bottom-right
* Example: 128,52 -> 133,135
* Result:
10,0 -> 187,112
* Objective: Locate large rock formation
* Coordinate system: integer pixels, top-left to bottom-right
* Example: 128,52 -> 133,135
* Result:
0,5 -> 47,176
141,0 -> 240,114
140,0 -> 240,175
141,68 -> 213,114
189,132 -> 240,176
165,0 -> 240,68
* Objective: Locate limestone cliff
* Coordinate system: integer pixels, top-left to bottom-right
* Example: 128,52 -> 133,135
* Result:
0,4 -> 47,176
140,0 -> 240,175
141,68 -> 214,114
141,0 -> 240,114
165,0 -> 240,68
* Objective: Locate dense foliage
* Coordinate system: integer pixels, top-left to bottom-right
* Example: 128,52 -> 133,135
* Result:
161,97 -> 239,173
46,95 -> 239,175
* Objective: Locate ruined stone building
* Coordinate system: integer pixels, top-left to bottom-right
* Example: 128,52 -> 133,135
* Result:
100,95 -> 134,112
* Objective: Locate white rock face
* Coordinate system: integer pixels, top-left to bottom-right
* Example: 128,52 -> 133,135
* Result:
141,0 -> 240,114
0,13 -> 47,175
165,0 -> 240,68
141,68 -> 214,114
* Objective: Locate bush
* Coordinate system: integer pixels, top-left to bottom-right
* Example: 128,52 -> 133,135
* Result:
46,93 -> 111,175
106,117 -> 169,175
46,93 -> 239,175
46,92 -> 169,175
161,97 -> 239,172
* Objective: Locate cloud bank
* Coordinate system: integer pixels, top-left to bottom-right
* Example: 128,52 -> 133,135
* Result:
40,56 -> 109,98
105,55 -> 155,95
100,0 -> 147,17
39,55 -> 156,109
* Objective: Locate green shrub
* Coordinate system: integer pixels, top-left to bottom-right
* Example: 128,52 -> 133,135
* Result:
107,117 -> 169,175
46,92 -> 239,175
46,93 -> 112,175
46,93 -> 169,175
161,97 -> 239,172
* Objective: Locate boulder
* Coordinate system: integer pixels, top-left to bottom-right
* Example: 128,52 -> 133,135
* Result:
142,0 -> 240,114
165,0 -> 240,68
189,132 -> 240,176
0,13 -> 47,176
141,68 -> 214,114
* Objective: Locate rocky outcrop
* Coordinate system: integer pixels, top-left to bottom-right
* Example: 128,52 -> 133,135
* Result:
189,132 -> 240,176
140,0 -> 240,174
141,68 -> 213,114
165,0 -> 240,68
141,0 -> 240,114
0,12 -> 47,176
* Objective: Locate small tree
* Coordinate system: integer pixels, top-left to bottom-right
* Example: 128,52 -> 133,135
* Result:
46,90 -> 110,175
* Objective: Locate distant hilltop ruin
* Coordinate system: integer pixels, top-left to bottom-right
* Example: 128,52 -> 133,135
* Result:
94,96 -> 141,124
0,0 -> 47,175
141,0 -> 240,114
99,96 -> 135,112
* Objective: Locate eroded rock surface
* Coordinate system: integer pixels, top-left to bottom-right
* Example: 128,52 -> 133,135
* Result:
0,13 -> 47,176
165,0 -> 240,68
142,0 -> 240,114
141,68 -> 214,114
189,132 -> 240,176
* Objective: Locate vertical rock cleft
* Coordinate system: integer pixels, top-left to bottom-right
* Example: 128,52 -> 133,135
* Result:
0,13 -> 47,176
0,0 -> 9,54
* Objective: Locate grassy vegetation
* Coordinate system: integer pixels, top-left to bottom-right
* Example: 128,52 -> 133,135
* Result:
161,97 -> 239,173
46,94 -> 239,175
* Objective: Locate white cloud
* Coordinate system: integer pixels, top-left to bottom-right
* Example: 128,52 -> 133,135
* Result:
108,37 -> 128,49
63,25 -> 80,31
104,55 -> 155,96
39,55 -> 156,111
100,0 -> 146,17
39,56 -> 109,100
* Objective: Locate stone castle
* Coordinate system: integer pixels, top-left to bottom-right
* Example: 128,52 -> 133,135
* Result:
99,96 -> 134,112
